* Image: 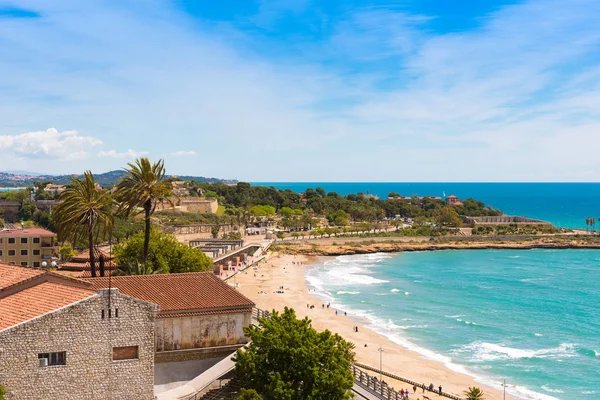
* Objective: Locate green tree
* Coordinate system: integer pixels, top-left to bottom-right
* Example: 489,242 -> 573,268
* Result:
115,261 -> 160,276
238,389 -> 263,400
435,207 -> 462,227
211,224 -> 221,238
0,217 -> 4,229
115,158 -> 177,264
17,201 -> 36,221
58,242 -> 77,261
114,230 -> 211,274
0,382 -> 5,400
276,232 -> 285,240
53,171 -> 114,278
233,307 -> 355,400
464,387 -> 485,400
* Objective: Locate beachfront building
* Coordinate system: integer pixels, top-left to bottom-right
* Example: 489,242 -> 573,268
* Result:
446,195 -> 463,206
86,272 -> 255,364
0,263 -> 158,400
0,228 -> 57,267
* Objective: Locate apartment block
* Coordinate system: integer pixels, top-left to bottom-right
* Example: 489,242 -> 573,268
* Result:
0,228 -> 57,268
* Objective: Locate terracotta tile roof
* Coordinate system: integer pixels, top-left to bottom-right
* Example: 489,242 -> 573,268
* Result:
0,228 -> 56,237
0,263 -> 45,290
0,282 -> 96,331
158,307 -> 253,319
85,272 -> 254,315
58,261 -> 118,271
71,248 -> 114,262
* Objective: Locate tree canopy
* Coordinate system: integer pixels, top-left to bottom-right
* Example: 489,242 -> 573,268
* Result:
464,387 -> 485,400
234,307 -> 355,400
113,230 -> 212,274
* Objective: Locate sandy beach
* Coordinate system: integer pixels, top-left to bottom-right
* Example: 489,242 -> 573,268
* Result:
234,253 -> 510,400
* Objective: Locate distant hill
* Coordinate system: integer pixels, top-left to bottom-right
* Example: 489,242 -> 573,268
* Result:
0,170 -> 236,188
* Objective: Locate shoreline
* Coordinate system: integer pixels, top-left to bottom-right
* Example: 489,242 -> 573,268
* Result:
271,235 -> 600,256
234,253 -> 516,400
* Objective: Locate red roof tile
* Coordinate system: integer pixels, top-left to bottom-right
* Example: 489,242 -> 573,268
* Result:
0,228 -> 55,237
85,272 -> 254,315
71,248 -> 114,262
0,282 -> 96,331
0,263 -> 45,290
158,307 -> 253,319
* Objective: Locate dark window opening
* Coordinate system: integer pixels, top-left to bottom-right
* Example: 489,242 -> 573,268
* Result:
38,351 -> 66,366
101,310 -> 105,319
115,308 -> 119,318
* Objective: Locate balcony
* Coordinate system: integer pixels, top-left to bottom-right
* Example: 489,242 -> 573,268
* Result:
41,242 -> 57,248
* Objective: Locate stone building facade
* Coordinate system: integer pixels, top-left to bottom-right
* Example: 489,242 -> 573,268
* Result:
86,273 -> 255,364
0,287 -> 158,400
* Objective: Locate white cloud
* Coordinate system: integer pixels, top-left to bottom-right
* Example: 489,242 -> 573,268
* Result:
170,150 -> 196,157
0,128 -> 101,160
1,1 -> 600,180
97,149 -> 148,158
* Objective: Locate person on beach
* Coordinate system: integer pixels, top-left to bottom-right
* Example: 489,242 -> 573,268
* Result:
422,383 -> 425,393
413,385 -> 416,394
439,385 -> 442,395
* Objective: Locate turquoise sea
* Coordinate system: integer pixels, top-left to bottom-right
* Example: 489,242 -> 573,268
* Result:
256,183 -> 600,399
306,250 -> 600,400
255,182 -> 600,229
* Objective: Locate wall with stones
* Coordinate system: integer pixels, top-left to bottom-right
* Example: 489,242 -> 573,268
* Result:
155,312 -> 250,352
0,289 -> 157,400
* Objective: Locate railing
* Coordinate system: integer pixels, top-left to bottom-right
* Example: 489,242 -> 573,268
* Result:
353,365 -> 402,399
251,308 -> 270,321
354,363 -> 464,400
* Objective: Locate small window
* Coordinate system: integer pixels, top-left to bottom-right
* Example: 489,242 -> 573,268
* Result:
21,262 -> 28,267
38,352 -> 66,366
8,250 -> 15,256
33,262 -> 40,268
113,346 -> 138,361
0,238 -> 3,244
21,237 -> 28,244
8,238 -> 15,244
33,249 -> 40,256
21,249 -> 28,256
0,250 -> 2,256
33,237 -> 40,244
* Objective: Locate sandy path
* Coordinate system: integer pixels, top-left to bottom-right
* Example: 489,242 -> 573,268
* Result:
233,253 -> 510,400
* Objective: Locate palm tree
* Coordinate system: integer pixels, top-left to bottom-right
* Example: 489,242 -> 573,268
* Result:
114,261 -> 159,276
586,218 -> 590,232
53,171 -> 114,278
464,386 -> 485,400
115,158 -> 176,263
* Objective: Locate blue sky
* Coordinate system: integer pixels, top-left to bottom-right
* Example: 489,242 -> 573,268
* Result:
0,0 -> 599,181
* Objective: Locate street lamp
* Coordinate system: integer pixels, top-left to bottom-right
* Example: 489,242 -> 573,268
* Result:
377,346 -> 384,381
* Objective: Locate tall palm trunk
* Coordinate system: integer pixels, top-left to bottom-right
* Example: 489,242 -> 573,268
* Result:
143,199 -> 152,263
88,219 -> 96,278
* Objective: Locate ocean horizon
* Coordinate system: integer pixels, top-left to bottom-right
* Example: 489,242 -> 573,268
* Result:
255,182 -> 600,229
306,250 -> 600,400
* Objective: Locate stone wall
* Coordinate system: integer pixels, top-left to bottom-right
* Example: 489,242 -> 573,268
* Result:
0,289 -> 157,400
155,198 -> 218,214
155,312 -> 250,352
